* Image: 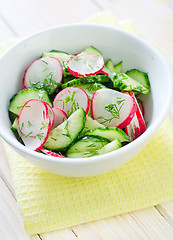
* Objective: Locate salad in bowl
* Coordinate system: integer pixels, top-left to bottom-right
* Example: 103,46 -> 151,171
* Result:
8,45 -> 150,158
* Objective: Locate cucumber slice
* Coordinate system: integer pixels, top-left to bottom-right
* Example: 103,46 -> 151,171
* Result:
105,59 -> 123,73
105,59 -> 114,73
62,75 -> 111,89
42,51 -> 73,79
44,108 -> 86,150
77,83 -> 106,100
80,116 -> 104,135
84,127 -> 130,142
8,89 -> 52,116
126,69 -> 150,89
66,135 -> 110,155
114,61 -> 123,73
67,139 -> 122,158
11,118 -> 23,144
80,45 -> 103,57
42,50 -> 73,68
112,73 -> 149,94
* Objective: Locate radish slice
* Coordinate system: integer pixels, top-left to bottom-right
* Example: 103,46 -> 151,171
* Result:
17,117 -> 51,151
67,54 -> 104,77
40,148 -> 66,158
91,89 -> 137,128
125,114 -> 141,141
44,102 -> 55,128
18,99 -> 50,137
23,57 -> 63,94
125,93 -> 146,141
53,87 -> 90,117
52,107 -> 68,129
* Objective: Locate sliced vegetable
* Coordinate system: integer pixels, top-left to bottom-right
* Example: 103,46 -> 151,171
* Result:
112,73 -> 149,94
125,92 -> 146,140
44,108 -> 86,151
137,99 -> 145,116
105,59 -> 115,73
72,83 -> 107,100
105,59 -> 123,73
40,147 -> 66,158
53,87 -> 90,117
101,67 -> 115,79
17,125 -> 51,151
67,139 -> 122,158
80,116 -> 104,134
126,69 -> 150,89
23,57 -> 63,94
85,126 -> 130,142
18,99 -> 51,137
80,45 -> 103,57
61,75 -> 111,89
8,89 -> 52,116
16,106 -> 51,151
52,107 -> 68,129
91,88 -> 137,129
66,135 -> 110,155
42,50 -> 73,68
44,102 -> 55,128
11,118 -> 23,144
114,61 -> 123,73
67,54 -> 104,77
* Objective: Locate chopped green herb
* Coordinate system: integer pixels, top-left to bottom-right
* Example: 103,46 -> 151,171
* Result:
37,133 -> 44,140
21,122 -> 24,131
51,137 -> 57,141
62,121 -> 72,139
42,59 -> 48,65
25,131 -> 33,138
40,122 -> 46,130
28,121 -> 32,127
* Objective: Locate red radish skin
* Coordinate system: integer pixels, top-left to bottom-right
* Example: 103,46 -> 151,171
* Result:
91,89 -> 137,129
125,92 -> 146,140
52,107 -> 68,129
137,99 -> 145,117
125,114 -> 141,141
40,148 -> 66,158
67,54 -> 104,77
136,104 -> 146,134
117,92 -> 137,129
53,87 -> 90,117
18,99 -> 50,137
23,57 -> 63,94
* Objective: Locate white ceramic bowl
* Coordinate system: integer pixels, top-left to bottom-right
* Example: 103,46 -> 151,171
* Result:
0,24 -> 172,177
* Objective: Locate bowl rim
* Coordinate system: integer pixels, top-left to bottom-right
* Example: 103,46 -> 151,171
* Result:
0,23 -> 172,166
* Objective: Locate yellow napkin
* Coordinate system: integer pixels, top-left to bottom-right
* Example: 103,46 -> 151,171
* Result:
1,12 -> 173,235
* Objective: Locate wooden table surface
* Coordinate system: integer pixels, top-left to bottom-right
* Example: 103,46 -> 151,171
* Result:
0,0 -> 173,239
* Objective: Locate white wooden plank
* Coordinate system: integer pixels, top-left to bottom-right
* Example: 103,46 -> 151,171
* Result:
105,215 -> 150,239
0,139 -> 16,198
72,223 -> 103,240
94,0 -> 173,68
39,229 -> 79,240
156,201 -> 173,228
0,17 -> 16,43
0,177 -> 30,240
0,0 -> 100,38
130,207 -> 173,239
